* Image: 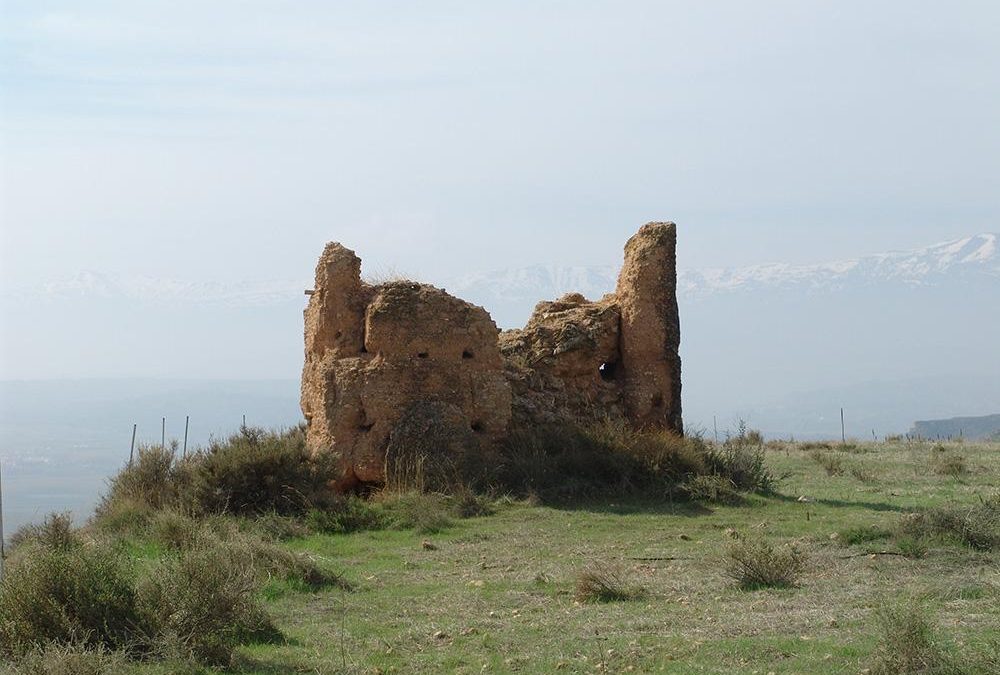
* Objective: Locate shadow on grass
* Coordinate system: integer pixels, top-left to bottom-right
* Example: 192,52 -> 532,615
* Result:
770,492 -> 908,513
542,496 -> 715,517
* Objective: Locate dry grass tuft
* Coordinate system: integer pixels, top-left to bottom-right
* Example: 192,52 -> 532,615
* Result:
869,601 -> 960,674
808,450 -> 844,476
574,565 -> 646,603
724,533 -> 805,590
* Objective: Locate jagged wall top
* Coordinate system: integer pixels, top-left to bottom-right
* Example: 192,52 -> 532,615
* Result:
301,222 -> 682,489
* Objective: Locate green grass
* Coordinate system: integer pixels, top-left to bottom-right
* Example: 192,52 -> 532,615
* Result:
226,439 -> 1000,673
5,439 -> 999,673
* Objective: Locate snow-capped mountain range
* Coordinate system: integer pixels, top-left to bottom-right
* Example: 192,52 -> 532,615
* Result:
6,233 -> 996,313
2,232 -> 996,436
453,232 -> 999,308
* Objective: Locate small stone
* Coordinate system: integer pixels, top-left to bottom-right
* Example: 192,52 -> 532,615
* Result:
422,540 -> 438,550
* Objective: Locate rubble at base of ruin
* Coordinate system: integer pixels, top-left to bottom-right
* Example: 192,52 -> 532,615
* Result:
300,222 -> 682,490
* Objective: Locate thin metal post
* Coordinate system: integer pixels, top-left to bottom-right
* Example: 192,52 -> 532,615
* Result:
0,461 -> 6,582
129,423 -> 137,466
183,415 -> 190,458
841,408 -> 846,444
713,416 -> 719,444
161,417 -> 166,447
242,414 -> 246,428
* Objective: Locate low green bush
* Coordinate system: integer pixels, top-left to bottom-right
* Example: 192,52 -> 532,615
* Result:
574,565 -> 646,603
306,496 -> 388,534
0,644 -> 133,675
7,513 -> 79,553
0,543 -> 141,657
808,450 -> 845,476
724,533 -> 805,590
707,423 -> 775,493
494,422 -> 713,502
137,541 -> 277,666
680,474 -> 743,504
898,496 -> 1000,551
94,426 -> 339,526
838,524 -> 892,547
380,492 -> 455,534
869,600 -> 961,674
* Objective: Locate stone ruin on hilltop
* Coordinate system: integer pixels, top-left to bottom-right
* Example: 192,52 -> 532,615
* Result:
300,222 -> 682,490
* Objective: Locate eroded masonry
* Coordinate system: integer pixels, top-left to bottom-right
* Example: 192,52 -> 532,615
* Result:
301,222 -> 682,490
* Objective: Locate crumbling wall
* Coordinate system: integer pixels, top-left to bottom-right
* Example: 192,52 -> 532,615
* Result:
301,222 -> 682,489
300,244 -> 511,490
500,222 -> 682,433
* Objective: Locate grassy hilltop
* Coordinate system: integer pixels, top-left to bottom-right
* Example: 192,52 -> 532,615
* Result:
1,427 -> 998,674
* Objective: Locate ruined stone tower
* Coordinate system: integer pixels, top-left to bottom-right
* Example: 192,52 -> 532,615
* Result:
301,222 -> 682,489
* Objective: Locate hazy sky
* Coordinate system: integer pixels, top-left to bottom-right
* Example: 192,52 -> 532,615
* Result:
2,1 -> 999,287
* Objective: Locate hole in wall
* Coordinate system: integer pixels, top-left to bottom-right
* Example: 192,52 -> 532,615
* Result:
417,352 -> 429,359
334,330 -> 342,339
598,361 -> 618,382
651,393 -> 664,408
462,350 -> 474,359
470,421 -> 484,433
358,422 -> 374,432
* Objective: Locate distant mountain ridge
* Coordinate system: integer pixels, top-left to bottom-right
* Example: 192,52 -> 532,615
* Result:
453,232 -> 999,309
1,231 -> 997,437
6,233 -> 996,314
911,413 -> 1000,441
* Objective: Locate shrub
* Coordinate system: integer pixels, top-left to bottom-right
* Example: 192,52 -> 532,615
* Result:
680,475 -> 743,505
242,539 -> 349,591
245,512 -> 313,541
588,422 -> 708,479
869,601 -> 959,674
707,422 -> 775,493
574,565 -> 646,603
187,425 -> 334,516
382,492 -> 454,534
306,497 -> 388,535
838,524 -> 892,547
495,425 -> 645,501
149,510 -> 200,551
801,441 -> 834,451
145,514 -> 346,591
897,497 -> 1000,551
808,450 -> 844,476
90,497 -> 155,537
495,422 -> 710,502
8,513 -> 79,553
97,443 -> 188,516
1,644 -> 132,675
894,536 -> 929,559
137,541 -> 277,665
94,426 -> 338,524
0,543 -> 140,656
931,452 -> 967,477
452,487 -> 495,518
849,464 -> 879,483
724,534 -> 805,590
383,401 -> 500,494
